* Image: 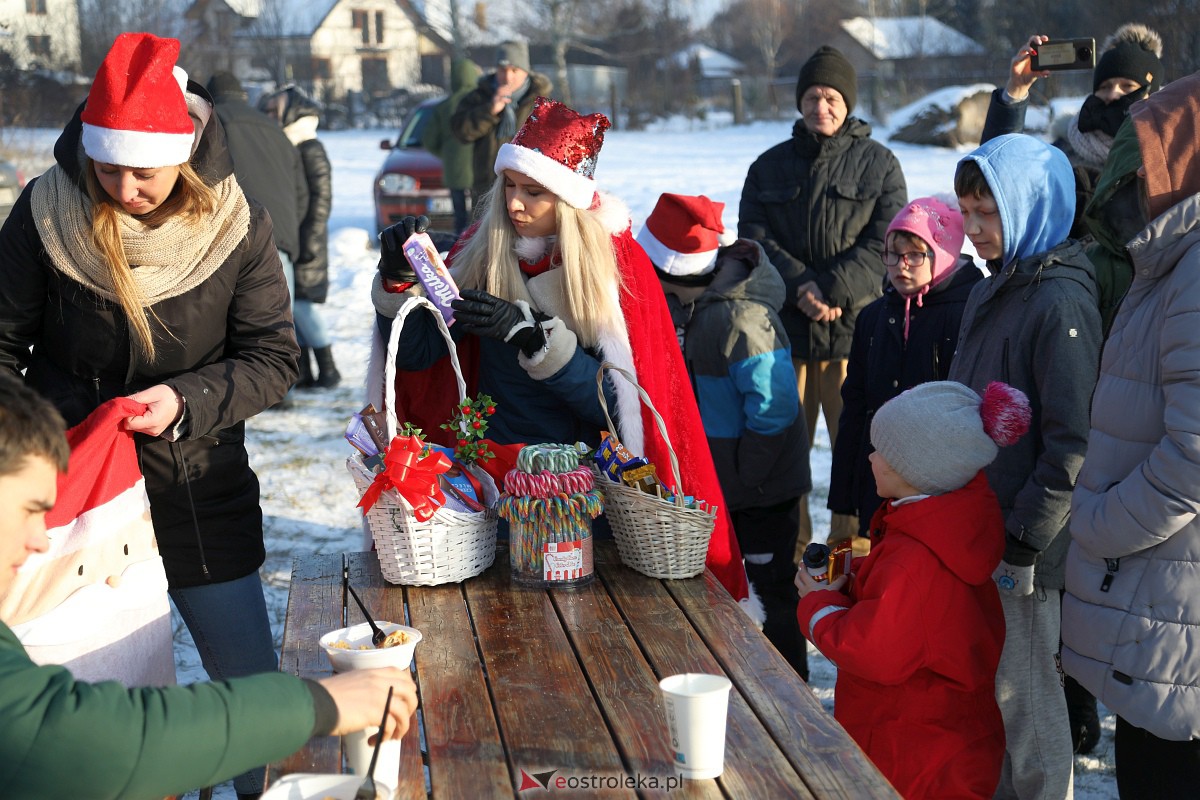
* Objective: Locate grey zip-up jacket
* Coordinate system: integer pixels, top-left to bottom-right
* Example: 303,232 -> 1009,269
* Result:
1063,193 -> 1200,741
948,241 -> 1102,590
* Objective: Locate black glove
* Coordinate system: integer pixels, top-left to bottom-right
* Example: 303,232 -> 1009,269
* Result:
377,215 -> 429,283
452,288 -> 546,357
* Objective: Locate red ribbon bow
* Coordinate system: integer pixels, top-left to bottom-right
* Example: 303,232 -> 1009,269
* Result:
357,435 -> 452,521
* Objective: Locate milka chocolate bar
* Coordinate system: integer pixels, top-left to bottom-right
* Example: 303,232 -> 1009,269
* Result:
403,231 -> 460,325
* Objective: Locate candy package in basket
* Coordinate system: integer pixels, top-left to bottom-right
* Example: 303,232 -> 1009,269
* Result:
347,395 -> 499,519
593,431 -> 711,512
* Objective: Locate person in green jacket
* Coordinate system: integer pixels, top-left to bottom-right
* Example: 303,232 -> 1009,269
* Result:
0,373 -> 418,800
423,58 -> 482,235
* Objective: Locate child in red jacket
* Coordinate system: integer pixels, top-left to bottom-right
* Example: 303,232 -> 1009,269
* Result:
796,381 -> 1030,798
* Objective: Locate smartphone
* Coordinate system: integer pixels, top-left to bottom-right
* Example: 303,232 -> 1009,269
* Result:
1031,38 -> 1096,72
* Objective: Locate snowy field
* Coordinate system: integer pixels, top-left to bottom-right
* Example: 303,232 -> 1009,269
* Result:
3,108 -> 1116,798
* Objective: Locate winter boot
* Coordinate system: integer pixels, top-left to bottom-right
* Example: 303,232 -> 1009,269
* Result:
296,346 -> 316,389
313,345 -> 341,389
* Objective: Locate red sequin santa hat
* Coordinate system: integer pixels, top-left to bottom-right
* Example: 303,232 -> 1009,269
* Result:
637,193 -> 737,279
493,97 -> 611,209
81,33 -> 194,168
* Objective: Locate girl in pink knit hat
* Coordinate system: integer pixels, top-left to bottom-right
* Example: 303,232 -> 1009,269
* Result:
828,196 -> 981,542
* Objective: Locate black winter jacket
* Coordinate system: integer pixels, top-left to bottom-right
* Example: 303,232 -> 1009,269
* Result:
828,262 -> 982,534
738,118 -> 907,361
293,137 -> 332,303
0,83 -> 299,587
211,92 -> 306,260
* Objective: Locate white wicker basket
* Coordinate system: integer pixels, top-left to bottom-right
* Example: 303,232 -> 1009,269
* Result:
349,296 -> 497,586
594,363 -> 716,579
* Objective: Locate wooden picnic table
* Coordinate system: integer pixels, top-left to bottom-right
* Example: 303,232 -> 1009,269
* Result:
270,542 -> 897,799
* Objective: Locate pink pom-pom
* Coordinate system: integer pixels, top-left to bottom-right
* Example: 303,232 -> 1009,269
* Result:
980,381 -> 1031,447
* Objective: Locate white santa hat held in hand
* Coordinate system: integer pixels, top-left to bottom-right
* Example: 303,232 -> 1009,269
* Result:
81,32 -> 194,169
494,96 -> 610,209
637,193 -> 738,280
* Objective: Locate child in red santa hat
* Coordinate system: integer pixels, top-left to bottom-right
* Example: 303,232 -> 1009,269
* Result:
797,380 -> 1029,799
370,97 -> 756,615
642,192 -> 809,672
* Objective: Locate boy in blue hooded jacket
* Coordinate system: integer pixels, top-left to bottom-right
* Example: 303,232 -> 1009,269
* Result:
947,134 -> 1102,800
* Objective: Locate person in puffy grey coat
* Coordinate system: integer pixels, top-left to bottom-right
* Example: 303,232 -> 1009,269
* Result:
1063,72 -> 1200,797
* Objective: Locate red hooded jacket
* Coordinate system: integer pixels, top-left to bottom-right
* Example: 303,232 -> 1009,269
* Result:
797,472 -> 1005,799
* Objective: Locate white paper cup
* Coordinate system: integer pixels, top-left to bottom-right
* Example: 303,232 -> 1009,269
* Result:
343,725 -> 400,800
659,673 -> 732,779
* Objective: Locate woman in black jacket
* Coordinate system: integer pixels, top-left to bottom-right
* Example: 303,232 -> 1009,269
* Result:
0,34 -> 297,800
261,85 -> 339,388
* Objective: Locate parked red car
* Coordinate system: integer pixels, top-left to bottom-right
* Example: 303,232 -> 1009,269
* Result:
374,96 -> 460,240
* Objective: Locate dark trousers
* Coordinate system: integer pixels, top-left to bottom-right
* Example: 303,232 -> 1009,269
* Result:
733,498 -> 807,681
451,188 -> 470,235
1115,715 -> 1200,799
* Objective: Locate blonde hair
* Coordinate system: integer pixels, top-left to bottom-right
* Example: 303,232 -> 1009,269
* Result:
452,172 -> 623,347
84,160 -> 217,361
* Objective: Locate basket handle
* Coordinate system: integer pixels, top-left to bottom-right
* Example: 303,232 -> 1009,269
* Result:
595,362 -> 686,509
384,296 -> 468,441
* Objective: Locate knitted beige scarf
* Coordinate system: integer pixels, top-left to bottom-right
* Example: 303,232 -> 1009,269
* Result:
30,165 -> 250,306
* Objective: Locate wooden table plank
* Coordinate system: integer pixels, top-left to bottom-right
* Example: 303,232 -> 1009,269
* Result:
401,562 -> 511,798
599,551 -> 813,799
274,554 -> 343,779
465,558 -> 635,797
348,553 -> 425,800
668,570 -> 900,800
549,574 -> 721,800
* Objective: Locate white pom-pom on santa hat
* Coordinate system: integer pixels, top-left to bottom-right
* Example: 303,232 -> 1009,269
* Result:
637,193 -> 736,278
81,32 -> 194,169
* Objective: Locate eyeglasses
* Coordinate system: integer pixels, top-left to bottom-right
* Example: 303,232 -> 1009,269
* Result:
882,250 -> 930,268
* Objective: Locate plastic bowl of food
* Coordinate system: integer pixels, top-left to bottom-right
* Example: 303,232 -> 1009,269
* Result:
319,622 -> 422,672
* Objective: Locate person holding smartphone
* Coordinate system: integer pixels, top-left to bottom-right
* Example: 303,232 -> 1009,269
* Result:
980,24 -> 1164,241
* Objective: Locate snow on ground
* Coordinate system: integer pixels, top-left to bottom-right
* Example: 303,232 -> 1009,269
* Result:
3,114 -> 1115,798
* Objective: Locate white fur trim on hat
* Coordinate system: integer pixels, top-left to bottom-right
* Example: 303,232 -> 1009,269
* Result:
637,225 -> 718,277
495,141 -> 597,209
81,126 -> 195,168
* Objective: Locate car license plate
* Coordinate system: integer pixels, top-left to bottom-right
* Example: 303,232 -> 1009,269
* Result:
427,197 -> 453,214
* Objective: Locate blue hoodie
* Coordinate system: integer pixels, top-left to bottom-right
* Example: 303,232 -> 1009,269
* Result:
959,134 -> 1075,265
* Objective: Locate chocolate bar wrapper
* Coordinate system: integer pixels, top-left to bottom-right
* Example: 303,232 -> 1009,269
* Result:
344,415 -> 379,457
404,231 -> 460,325
360,409 -> 391,453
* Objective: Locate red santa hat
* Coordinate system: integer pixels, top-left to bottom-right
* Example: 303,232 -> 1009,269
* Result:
81,32 -> 194,168
494,97 -> 610,209
637,193 -> 737,278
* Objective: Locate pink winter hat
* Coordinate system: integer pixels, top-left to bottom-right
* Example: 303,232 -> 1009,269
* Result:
886,196 -> 964,288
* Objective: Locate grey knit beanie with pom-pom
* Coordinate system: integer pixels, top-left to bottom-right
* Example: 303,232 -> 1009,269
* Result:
870,381 -> 1031,496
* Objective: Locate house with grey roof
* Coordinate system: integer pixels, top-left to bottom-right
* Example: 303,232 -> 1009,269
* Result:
183,0 -> 451,105
830,15 -> 990,116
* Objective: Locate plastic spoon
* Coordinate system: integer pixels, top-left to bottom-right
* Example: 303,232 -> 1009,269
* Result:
354,686 -> 394,800
346,582 -> 387,648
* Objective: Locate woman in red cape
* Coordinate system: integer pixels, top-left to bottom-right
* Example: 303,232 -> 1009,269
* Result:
369,98 -> 755,616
